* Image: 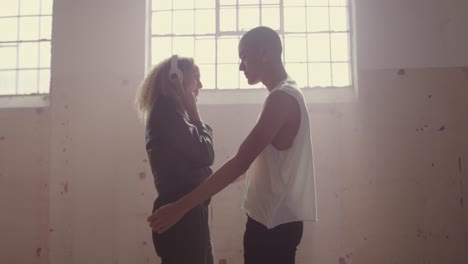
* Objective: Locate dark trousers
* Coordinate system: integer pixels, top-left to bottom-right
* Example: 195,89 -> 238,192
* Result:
244,216 -> 303,264
152,199 -> 214,264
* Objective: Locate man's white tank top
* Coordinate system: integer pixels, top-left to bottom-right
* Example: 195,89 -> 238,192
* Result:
242,77 -> 317,229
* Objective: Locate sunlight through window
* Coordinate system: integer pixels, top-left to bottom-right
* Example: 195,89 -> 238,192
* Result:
151,0 -> 352,89
0,0 -> 53,96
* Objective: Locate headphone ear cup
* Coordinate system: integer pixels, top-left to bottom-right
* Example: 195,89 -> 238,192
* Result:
169,55 -> 183,84
175,69 -> 183,83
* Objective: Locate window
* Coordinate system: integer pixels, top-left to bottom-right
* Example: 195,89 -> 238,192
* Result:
150,0 -> 353,90
0,0 -> 53,96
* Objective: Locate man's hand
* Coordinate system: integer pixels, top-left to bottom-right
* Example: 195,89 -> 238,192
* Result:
147,202 -> 186,234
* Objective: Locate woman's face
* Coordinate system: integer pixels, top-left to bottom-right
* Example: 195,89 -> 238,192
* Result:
183,65 -> 203,97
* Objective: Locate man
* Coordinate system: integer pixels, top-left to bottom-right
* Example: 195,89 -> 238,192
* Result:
148,26 -> 317,264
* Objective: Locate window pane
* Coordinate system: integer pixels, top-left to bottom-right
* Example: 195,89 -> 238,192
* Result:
284,7 -> 306,32
41,0 -> 54,15
173,10 -> 194,34
306,0 -> 329,6
284,35 -> 307,63
332,63 -> 350,87
261,7 -> 280,30
217,37 -> 239,63
17,69 -> 38,94
331,33 -> 349,61
217,64 -> 239,89
174,0 -> 194,10
19,17 -> 40,40
220,7 -> 236,31
18,42 -> 39,68
195,37 -> 215,64
0,71 -> 16,95
308,62 -> 331,87
195,10 -> 215,34
0,46 -> 17,69
152,0 -> 172,11
152,37 -> 172,63
284,0 -> 306,7
329,0 -> 348,7
40,16 -> 52,39
39,69 -> 50,93
0,0 -> 18,17
20,0 -> 41,16
196,0 -> 215,9
239,0 -> 259,5
307,33 -> 330,62
307,7 -> 329,32
152,11 -> 172,35
173,37 -> 194,58
285,63 -> 308,88
239,6 -> 259,31
262,0 -> 280,4
329,7 -> 348,31
0,18 -> 18,41
220,0 -> 236,5
39,41 -> 51,68
198,64 -> 215,89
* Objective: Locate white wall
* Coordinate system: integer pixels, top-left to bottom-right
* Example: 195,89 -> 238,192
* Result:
0,0 -> 467,263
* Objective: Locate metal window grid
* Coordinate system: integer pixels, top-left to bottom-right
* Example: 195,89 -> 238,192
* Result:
150,0 -> 353,89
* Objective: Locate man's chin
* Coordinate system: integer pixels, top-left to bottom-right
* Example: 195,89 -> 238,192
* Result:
248,79 -> 260,85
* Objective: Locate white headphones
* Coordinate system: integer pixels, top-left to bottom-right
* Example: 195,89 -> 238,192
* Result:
169,55 -> 183,84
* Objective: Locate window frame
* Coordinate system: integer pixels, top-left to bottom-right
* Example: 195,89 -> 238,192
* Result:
0,0 -> 53,98
148,0 -> 358,102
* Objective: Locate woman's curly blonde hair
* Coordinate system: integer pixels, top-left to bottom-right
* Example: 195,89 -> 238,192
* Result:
135,56 -> 195,122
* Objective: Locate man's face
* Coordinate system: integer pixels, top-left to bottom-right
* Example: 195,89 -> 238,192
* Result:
238,39 -> 263,85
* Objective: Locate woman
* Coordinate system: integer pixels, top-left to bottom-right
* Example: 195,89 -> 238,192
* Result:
135,55 -> 214,264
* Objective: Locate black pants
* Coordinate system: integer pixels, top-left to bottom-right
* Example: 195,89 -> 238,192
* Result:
152,199 -> 214,264
244,216 -> 303,264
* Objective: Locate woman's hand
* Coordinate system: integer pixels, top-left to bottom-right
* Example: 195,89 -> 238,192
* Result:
182,90 -> 201,122
147,202 -> 186,234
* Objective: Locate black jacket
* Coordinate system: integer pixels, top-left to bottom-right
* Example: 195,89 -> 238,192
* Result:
146,95 -> 214,201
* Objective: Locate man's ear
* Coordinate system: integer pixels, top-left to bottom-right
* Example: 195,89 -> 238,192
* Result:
259,48 -> 268,63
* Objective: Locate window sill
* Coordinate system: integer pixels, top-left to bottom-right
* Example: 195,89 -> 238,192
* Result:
0,94 -> 50,109
197,86 -> 357,105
